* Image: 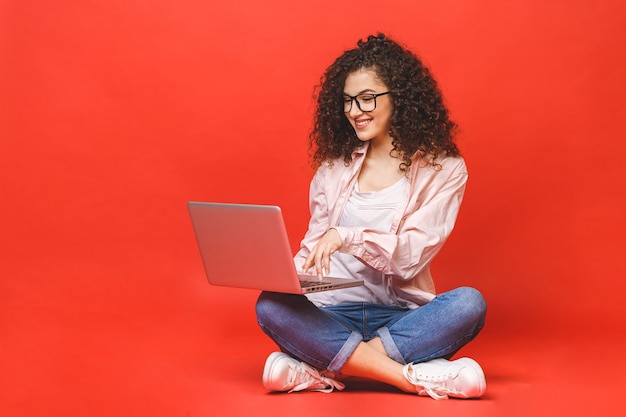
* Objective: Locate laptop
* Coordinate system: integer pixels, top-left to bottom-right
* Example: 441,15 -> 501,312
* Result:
187,201 -> 364,294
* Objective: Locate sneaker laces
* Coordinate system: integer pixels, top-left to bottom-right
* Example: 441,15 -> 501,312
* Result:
403,362 -> 463,400
287,361 -> 345,393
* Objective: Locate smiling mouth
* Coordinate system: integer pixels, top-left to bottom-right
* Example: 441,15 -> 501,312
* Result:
355,119 -> 371,128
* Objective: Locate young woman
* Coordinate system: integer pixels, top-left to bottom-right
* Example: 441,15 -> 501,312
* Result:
255,34 -> 487,400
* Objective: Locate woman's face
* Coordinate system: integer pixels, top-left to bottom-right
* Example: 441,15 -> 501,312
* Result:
343,68 -> 393,144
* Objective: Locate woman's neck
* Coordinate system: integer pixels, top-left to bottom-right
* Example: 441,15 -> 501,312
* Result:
365,135 -> 398,161
358,137 -> 405,192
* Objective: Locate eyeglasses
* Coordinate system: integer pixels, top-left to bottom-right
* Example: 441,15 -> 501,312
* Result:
343,91 -> 391,112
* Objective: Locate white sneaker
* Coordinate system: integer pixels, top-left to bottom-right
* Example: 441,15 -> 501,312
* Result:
262,352 -> 345,393
403,358 -> 486,400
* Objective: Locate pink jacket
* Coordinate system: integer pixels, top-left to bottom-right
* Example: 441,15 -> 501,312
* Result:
294,143 -> 468,307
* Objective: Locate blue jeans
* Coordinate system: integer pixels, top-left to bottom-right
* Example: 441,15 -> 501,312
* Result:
256,287 -> 486,373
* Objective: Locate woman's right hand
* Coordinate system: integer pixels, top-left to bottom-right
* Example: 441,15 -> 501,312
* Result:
302,228 -> 343,279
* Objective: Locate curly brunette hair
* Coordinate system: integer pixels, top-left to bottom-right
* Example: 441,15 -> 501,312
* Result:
309,33 -> 459,170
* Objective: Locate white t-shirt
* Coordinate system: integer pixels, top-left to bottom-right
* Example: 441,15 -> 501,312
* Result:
306,176 -> 413,307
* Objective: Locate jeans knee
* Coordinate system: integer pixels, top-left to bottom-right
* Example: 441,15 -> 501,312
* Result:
255,291 -> 278,325
452,286 -> 487,323
256,291 -> 306,328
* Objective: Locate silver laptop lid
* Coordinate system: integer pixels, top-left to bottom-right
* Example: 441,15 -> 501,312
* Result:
187,202 -> 305,293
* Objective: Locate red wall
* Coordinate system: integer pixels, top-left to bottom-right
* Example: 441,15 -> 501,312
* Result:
1,0 -> 625,411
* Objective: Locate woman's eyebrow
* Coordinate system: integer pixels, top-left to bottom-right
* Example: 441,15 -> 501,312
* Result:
343,88 -> 377,96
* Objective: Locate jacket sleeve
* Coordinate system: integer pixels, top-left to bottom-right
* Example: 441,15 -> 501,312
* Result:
293,167 -> 331,272
333,162 -> 468,280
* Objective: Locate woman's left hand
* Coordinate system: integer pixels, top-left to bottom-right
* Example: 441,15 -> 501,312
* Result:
303,228 -> 343,278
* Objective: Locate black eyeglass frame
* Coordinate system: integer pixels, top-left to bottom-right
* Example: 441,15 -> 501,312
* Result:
343,91 -> 391,112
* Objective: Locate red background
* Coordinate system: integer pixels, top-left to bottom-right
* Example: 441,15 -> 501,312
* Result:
2,0 -> 625,416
